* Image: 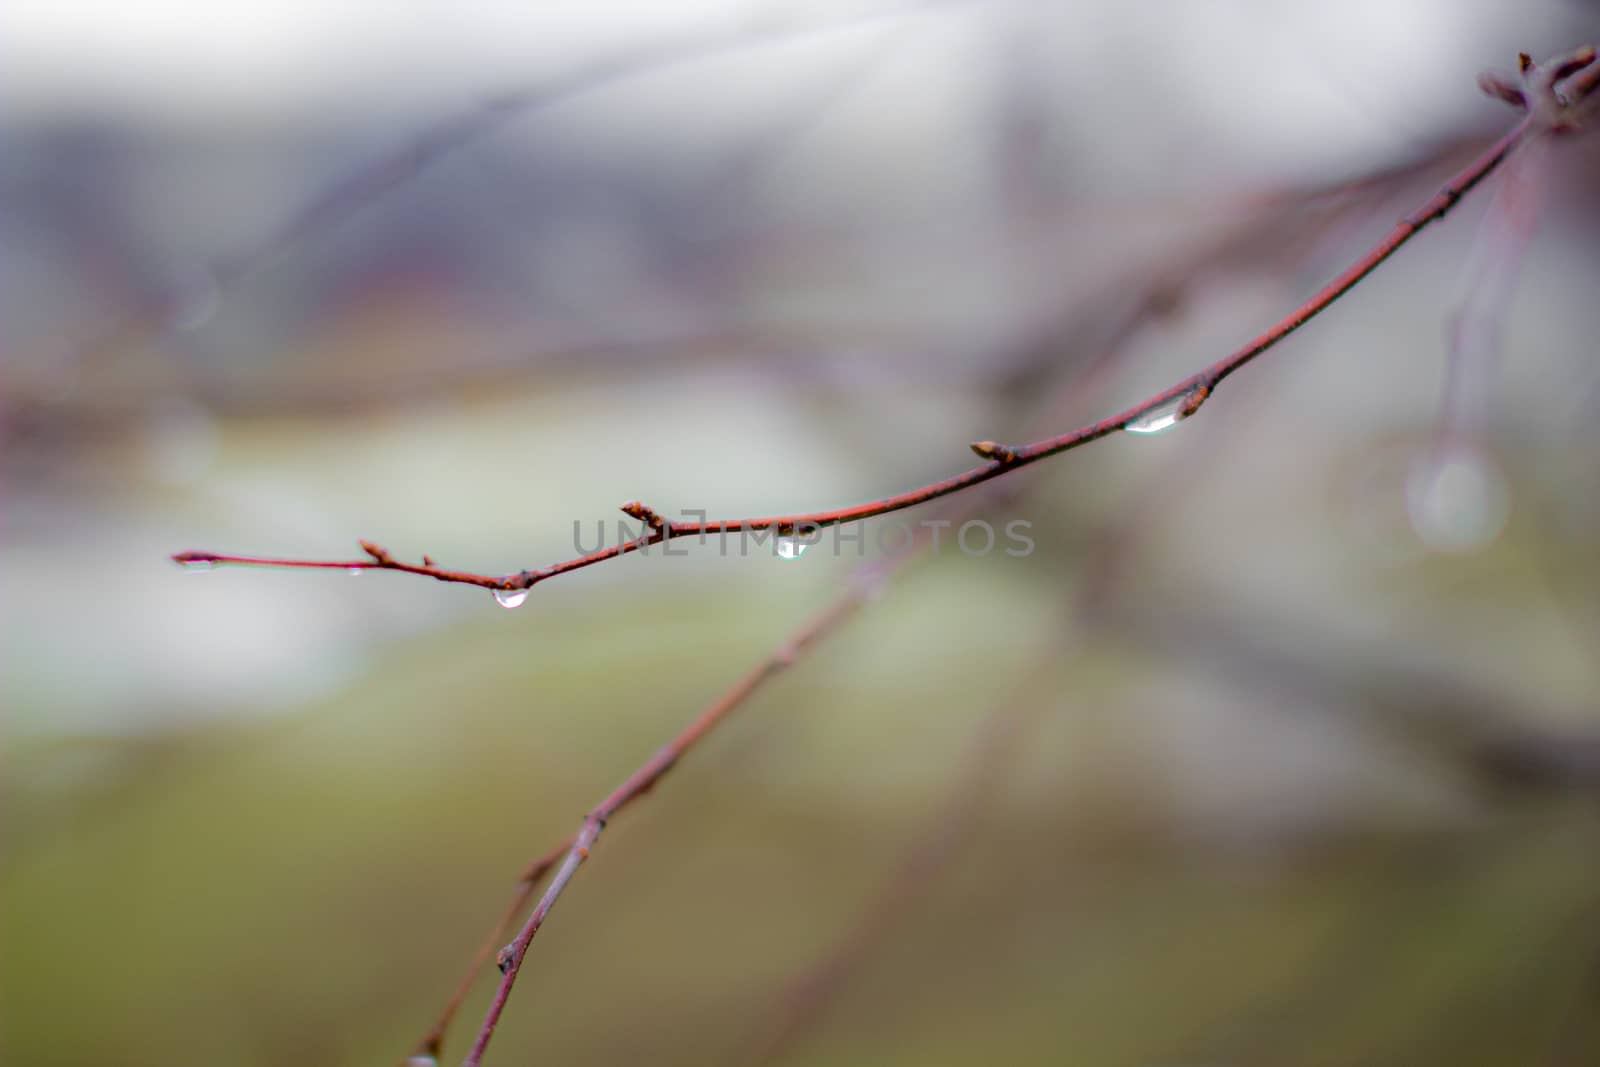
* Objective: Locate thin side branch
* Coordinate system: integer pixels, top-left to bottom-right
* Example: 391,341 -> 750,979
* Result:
460,584 -> 883,1067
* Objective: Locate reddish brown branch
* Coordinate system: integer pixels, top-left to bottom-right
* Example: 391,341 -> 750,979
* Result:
460,587 -> 880,1067
177,44 -> 1600,597
410,839 -> 571,1063
172,106 -> 1535,601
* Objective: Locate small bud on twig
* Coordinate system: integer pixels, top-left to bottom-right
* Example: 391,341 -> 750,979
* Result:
619,501 -> 668,529
969,440 -> 1017,463
1178,383 -> 1211,419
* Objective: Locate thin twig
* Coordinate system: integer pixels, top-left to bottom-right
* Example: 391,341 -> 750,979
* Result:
409,839 -> 572,1063
173,114 -> 1535,599
459,582 -> 890,1067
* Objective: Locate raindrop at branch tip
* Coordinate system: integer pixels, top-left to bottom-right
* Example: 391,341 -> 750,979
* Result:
493,587 -> 530,609
1123,387 -> 1207,436
1407,448 -> 1510,554
405,1057 -> 438,1067
775,536 -> 810,561
178,557 -> 215,572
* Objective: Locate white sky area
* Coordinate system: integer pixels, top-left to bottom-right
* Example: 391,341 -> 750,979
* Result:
0,2 -> 868,114
0,0 -> 1541,130
0,0 -> 1557,199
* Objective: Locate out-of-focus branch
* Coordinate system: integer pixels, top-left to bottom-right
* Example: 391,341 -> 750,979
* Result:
67,3 -> 955,385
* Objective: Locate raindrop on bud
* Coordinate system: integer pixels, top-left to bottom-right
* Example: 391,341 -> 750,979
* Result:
1124,385 -> 1209,436
493,588 -> 530,609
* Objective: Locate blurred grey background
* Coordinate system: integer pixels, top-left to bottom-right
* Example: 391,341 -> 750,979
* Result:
4,2 -> 1600,1065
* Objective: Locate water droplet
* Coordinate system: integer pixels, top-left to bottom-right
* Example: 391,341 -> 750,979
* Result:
1124,386 -> 1207,436
493,587 -> 530,609
1407,448 -> 1510,553
347,567 -> 363,577
405,1057 -> 438,1067
775,536 -> 810,560
179,558 -> 216,572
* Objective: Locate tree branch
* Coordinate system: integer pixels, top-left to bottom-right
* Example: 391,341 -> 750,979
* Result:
174,112 -> 1537,601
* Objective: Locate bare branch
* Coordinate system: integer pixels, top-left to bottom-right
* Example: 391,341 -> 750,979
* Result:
175,110 -> 1533,603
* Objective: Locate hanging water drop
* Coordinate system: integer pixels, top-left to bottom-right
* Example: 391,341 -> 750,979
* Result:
1124,385 -> 1209,436
405,1057 -> 438,1067
775,536 -> 810,561
347,567 -> 363,577
179,558 -> 216,572
493,587 -> 530,609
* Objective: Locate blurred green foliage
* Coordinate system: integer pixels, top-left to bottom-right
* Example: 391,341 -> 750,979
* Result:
7,571 -> 1598,1066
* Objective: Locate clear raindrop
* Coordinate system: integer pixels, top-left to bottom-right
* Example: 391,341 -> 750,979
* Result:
347,567 -> 363,577
775,536 -> 810,560
493,587 -> 530,609
179,558 -> 216,572
1124,386 -> 1208,436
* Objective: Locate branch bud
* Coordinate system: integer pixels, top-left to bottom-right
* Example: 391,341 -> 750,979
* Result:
619,501 -> 668,529
969,440 -> 1017,463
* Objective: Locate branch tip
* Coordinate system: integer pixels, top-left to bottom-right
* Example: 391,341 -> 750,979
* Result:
619,501 -> 667,529
359,540 -> 393,565
1484,45 -> 1600,130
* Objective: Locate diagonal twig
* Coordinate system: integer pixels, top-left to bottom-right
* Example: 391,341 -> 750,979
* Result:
174,110 -> 1536,601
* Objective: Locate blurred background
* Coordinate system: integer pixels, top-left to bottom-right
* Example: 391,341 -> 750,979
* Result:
5,2 -> 1600,1064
